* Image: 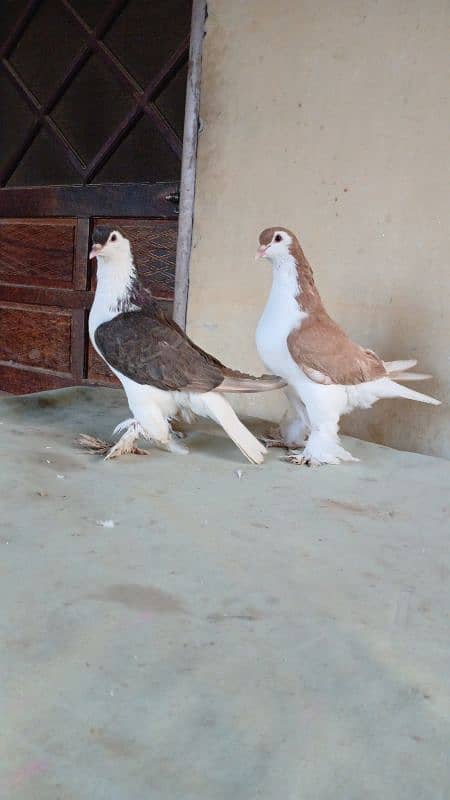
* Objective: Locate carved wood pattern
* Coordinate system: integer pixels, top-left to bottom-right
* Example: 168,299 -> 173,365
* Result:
0,363 -> 76,394
0,302 -> 72,372
0,220 -> 76,287
88,345 -> 116,384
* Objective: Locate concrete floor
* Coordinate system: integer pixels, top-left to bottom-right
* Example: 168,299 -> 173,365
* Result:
1,387 -> 449,800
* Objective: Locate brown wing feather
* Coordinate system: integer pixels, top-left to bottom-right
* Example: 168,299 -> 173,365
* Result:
130,286 -> 229,371
95,309 -> 227,392
287,312 -> 387,385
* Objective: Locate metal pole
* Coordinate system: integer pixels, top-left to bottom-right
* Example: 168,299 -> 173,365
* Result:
172,0 -> 207,329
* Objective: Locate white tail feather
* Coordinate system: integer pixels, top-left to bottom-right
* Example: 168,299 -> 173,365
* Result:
390,372 -> 432,382
384,359 -> 417,373
199,393 -> 267,464
383,379 -> 441,406
383,359 -> 436,385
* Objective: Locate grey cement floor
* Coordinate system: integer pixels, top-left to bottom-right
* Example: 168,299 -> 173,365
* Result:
1,387 -> 449,800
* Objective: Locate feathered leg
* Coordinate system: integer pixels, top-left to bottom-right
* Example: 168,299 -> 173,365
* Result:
259,389 -> 311,449
281,390 -> 311,447
258,424 -> 286,448
105,420 -> 151,459
128,404 -> 189,455
286,388 -> 357,466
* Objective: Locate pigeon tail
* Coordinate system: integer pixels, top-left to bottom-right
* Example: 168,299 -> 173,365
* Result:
380,379 -> 441,406
216,372 -> 286,393
384,359 -> 434,384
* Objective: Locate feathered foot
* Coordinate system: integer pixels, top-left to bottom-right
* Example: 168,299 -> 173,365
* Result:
77,418 -> 152,459
114,418 -> 189,456
285,441 -> 359,467
285,450 -> 335,467
164,438 -> 189,455
104,439 -> 151,460
171,418 -> 189,438
77,433 -> 151,459
172,429 -> 188,440
258,425 -> 287,449
109,419 -> 152,458
77,434 -> 115,456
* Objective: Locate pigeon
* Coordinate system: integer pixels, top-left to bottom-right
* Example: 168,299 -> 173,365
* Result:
255,226 -> 440,466
86,226 -> 285,463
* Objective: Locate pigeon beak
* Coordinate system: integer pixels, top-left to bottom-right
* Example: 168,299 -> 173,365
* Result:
255,245 -> 268,260
89,243 -> 103,259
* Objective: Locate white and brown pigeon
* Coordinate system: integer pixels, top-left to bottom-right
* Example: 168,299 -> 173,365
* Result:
85,226 -> 285,464
255,226 -> 440,466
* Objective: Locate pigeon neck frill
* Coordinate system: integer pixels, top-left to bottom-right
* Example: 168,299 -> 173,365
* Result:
94,250 -> 140,314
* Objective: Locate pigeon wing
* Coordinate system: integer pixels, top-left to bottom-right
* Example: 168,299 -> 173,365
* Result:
287,312 -> 387,385
94,308 -> 227,392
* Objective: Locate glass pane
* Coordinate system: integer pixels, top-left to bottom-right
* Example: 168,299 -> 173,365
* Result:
69,0 -> 107,29
8,128 -> 82,186
9,0 -> 87,104
95,115 -> 181,183
0,0 -> 28,48
52,53 -> 135,165
0,71 -> 35,178
104,0 -> 192,89
155,61 -> 188,140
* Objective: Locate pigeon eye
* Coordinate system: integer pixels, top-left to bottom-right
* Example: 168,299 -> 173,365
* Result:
274,234 -> 282,243
110,234 -> 117,242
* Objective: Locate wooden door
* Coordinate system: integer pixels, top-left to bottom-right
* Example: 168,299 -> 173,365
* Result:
0,0 -> 192,393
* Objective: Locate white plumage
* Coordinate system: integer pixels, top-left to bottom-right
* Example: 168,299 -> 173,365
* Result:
255,227 -> 440,466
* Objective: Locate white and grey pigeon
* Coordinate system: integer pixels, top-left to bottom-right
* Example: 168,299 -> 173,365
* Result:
87,226 -> 285,464
255,226 -> 440,466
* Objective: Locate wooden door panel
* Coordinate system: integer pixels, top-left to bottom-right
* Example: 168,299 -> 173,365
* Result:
0,302 -> 72,372
88,345 -> 116,384
0,365 -> 76,394
0,219 -> 76,287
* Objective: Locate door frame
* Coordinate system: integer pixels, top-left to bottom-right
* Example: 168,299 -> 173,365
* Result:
173,0 -> 207,329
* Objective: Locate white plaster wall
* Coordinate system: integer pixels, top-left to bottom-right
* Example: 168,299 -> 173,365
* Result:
187,0 -> 450,458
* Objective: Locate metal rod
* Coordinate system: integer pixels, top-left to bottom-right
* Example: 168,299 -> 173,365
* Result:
172,0 -> 206,329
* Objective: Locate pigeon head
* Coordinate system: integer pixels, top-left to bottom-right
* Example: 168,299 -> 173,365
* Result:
255,227 -> 296,262
89,226 -> 129,261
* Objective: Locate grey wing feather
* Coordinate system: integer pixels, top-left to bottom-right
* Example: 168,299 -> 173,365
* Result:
94,309 -> 226,392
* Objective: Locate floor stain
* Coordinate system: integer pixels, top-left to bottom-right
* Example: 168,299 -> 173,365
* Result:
207,608 -> 265,623
320,498 -> 396,519
93,584 -> 185,613
90,728 -> 142,758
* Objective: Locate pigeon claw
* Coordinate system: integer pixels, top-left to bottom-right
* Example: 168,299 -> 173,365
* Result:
104,443 -> 151,459
284,451 -> 321,467
258,425 -> 287,449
